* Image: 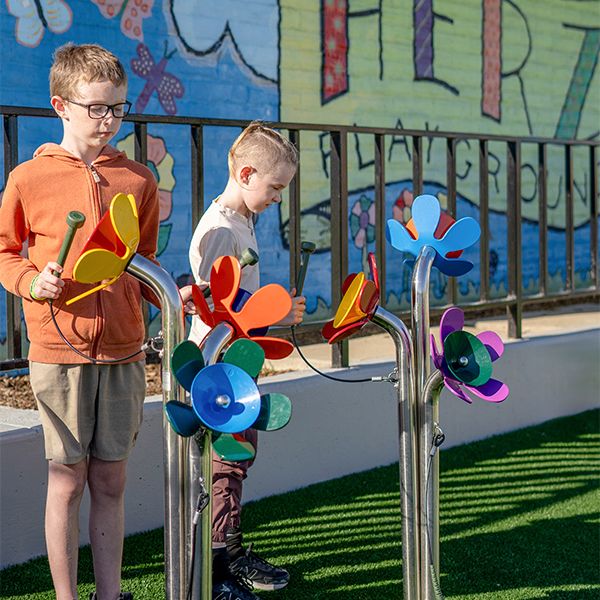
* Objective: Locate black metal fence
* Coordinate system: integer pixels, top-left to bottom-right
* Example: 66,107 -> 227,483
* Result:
2,106 -> 599,370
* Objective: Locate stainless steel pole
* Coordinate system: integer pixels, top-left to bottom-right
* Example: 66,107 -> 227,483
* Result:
421,370 -> 444,599
185,323 -> 236,599
411,246 -> 438,600
371,306 -> 420,600
126,254 -> 187,600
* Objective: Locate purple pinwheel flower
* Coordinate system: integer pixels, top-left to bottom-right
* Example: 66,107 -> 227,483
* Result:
386,194 -> 480,276
430,307 -> 509,403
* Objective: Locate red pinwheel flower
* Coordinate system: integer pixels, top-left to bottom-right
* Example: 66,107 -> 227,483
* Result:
322,252 -> 380,343
191,255 -> 294,359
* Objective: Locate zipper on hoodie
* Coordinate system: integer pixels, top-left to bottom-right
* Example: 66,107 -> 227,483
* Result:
87,162 -> 103,359
88,164 -> 101,184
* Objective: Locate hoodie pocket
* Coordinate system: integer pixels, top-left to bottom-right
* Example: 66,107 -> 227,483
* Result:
100,276 -> 145,347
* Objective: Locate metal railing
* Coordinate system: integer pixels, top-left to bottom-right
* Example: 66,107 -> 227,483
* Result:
1,105 -> 599,370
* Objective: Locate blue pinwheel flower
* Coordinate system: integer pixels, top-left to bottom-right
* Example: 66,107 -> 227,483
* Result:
164,338 -> 293,461
386,194 -> 480,276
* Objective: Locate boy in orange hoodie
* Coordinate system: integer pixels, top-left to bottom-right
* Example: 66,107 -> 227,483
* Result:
0,43 -> 159,600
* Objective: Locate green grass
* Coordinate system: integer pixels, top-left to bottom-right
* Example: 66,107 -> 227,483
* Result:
2,410 -> 599,599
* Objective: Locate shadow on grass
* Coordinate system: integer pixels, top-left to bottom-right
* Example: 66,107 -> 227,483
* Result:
242,409 -> 599,599
1,410 -> 598,599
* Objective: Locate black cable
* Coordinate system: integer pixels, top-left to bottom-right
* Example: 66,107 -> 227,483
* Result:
186,517 -> 198,600
290,326 -> 373,383
425,431 -> 446,600
50,300 -> 144,364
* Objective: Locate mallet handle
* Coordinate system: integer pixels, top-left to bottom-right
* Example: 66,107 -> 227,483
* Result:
53,211 -> 86,276
295,241 -> 316,296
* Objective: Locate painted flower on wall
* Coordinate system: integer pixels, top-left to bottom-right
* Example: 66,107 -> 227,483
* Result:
91,0 -> 154,42
117,132 -> 175,256
350,194 -> 375,272
392,188 -> 414,224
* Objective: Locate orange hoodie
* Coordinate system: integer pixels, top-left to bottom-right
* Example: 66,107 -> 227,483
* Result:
0,143 -> 160,364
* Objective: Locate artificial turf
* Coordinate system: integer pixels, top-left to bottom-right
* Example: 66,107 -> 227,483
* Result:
1,409 -> 598,599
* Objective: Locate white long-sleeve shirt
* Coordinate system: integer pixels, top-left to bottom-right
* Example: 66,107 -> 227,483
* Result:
188,198 -> 260,344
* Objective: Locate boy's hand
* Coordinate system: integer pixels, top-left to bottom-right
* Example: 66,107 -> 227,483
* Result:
32,262 -> 65,301
179,284 -> 197,315
276,288 -> 305,326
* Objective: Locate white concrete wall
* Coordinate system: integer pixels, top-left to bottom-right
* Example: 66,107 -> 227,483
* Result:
1,328 -> 598,568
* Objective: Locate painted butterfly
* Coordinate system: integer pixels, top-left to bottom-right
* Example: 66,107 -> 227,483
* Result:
6,0 -> 72,47
131,42 -> 184,115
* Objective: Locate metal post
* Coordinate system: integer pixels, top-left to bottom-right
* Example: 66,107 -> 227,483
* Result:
126,254 -> 187,599
371,306 -> 420,600
185,323 -> 236,599
411,246 -> 437,600
421,370 -> 445,599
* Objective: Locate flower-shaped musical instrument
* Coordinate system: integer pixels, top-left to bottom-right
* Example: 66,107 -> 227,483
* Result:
386,194 -> 480,276
165,338 -> 292,461
191,255 -> 294,359
322,252 -> 380,343
430,307 -> 509,403
67,193 -> 140,304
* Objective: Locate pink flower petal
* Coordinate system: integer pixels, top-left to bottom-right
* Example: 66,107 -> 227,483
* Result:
354,228 -> 366,249
466,378 -> 509,403
147,135 -> 167,165
159,190 -> 172,221
368,202 -> 376,224
476,331 -> 504,361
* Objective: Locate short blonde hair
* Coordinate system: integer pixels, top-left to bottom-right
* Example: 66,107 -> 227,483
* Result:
50,43 -> 127,99
228,122 -> 298,175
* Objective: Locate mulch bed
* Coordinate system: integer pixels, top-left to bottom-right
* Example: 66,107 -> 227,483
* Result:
0,363 -> 163,411
0,362 -> 288,411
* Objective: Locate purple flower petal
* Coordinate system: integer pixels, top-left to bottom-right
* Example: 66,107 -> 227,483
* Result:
440,307 -> 464,342
477,331 -> 504,361
466,378 -> 509,403
444,377 -> 473,403
430,334 -> 443,368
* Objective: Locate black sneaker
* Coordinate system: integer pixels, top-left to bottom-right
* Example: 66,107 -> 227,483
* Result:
229,545 -> 289,591
213,546 -> 260,600
226,528 -> 289,592
89,594 -> 133,600
213,574 -> 261,600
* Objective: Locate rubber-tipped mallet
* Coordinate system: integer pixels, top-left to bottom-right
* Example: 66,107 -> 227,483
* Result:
53,211 -> 86,276
295,241 -> 316,296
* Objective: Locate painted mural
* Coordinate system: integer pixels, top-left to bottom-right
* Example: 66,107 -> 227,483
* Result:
0,0 -> 598,360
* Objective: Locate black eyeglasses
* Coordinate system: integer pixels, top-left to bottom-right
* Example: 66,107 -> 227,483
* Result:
66,99 -> 132,119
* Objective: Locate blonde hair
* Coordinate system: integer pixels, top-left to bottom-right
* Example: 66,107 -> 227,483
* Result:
50,43 -> 127,99
228,122 -> 298,175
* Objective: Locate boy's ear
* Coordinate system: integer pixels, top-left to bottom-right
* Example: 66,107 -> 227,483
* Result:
51,96 -> 68,119
238,165 -> 256,185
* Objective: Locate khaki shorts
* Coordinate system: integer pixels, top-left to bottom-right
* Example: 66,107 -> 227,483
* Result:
30,361 -> 146,464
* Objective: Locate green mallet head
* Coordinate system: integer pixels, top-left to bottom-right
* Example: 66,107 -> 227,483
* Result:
202,248 -> 259,298
300,241 -> 317,254
66,211 -> 86,230
240,247 -> 259,268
